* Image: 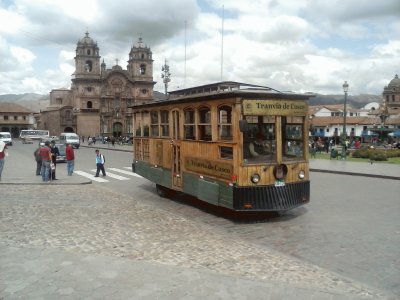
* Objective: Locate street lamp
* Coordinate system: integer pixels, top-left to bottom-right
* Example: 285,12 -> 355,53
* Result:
161,58 -> 171,95
342,81 -> 349,159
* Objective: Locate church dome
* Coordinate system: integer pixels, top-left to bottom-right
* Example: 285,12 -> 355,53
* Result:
78,31 -> 95,45
388,74 -> 400,87
112,64 -> 123,71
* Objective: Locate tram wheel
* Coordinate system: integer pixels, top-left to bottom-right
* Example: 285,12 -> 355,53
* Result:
156,184 -> 176,198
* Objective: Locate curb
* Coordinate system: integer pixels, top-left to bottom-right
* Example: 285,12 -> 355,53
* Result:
310,168 -> 400,180
80,144 -> 131,152
0,180 -> 92,185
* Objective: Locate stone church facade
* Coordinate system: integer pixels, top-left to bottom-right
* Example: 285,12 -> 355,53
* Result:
383,74 -> 400,110
38,32 -> 155,138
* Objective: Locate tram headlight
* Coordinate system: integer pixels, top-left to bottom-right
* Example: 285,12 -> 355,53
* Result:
250,173 -> 260,184
298,170 -> 305,179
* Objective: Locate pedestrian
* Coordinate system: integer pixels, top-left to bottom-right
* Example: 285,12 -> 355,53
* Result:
65,142 -> 75,176
50,141 -> 59,180
92,136 -> 96,145
111,136 -> 115,147
324,139 -> 330,153
354,139 -> 361,149
345,139 -> 350,150
310,141 -> 316,158
39,141 -> 52,182
94,149 -> 106,177
34,144 -> 42,176
82,136 -> 85,143
0,140 -> 7,181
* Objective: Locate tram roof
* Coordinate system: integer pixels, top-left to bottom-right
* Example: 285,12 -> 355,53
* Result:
132,81 -> 312,109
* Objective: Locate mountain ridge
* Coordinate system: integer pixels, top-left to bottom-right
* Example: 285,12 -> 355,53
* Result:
0,92 -> 382,112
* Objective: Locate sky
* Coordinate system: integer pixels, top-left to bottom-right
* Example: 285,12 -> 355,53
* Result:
0,0 -> 399,96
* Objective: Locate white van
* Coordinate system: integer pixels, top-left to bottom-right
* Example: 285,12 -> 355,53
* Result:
59,132 -> 80,149
0,132 -> 12,146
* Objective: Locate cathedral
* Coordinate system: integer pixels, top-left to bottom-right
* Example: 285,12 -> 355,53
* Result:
38,31 -> 155,138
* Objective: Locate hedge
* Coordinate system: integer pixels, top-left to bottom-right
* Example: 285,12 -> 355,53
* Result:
352,148 -> 400,161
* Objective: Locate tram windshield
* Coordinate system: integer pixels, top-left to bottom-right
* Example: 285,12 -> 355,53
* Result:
282,116 -> 305,160
243,115 -> 276,163
242,115 -> 305,163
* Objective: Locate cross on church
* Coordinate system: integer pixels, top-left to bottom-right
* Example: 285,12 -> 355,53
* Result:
115,58 -> 119,65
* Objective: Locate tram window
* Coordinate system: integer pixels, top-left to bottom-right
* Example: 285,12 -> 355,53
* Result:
150,111 -> 159,137
218,105 -> 232,141
198,107 -> 212,141
184,108 -> 196,140
242,116 -> 276,163
142,111 -> 150,137
160,110 -> 169,137
134,112 -> 141,136
282,116 -> 304,160
220,146 -> 233,160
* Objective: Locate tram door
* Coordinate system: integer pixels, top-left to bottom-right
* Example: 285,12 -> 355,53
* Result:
171,110 -> 182,189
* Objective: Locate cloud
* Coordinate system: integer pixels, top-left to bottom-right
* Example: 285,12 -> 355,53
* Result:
10,45 -> 35,64
0,0 -> 399,95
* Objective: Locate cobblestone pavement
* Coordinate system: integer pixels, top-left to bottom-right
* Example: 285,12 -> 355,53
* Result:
0,185 -> 393,299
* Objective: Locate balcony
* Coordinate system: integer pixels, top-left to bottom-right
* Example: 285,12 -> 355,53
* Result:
61,117 -> 75,126
80,108 -> 99,113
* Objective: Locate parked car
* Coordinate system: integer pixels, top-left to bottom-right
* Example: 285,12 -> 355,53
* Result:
55,143 -> 66,163
59,132 -> 80,149
0,132 -> 12,146
39,137 -> 53,146
22,138 -> 33,144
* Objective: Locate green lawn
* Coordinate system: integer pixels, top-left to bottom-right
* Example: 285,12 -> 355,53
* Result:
311,152 -> 400,165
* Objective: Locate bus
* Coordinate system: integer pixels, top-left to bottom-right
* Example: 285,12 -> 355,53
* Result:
131,81 -> 312,215
19,130 -> 50,142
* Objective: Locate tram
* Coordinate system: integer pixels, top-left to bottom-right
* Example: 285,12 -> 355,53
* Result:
131,81 -> 312,214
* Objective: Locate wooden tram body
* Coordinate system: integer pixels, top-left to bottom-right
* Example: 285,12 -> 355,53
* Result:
132,82 -> 312,213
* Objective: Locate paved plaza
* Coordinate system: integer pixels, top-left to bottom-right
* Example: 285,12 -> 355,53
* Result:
0,144 -> 398,299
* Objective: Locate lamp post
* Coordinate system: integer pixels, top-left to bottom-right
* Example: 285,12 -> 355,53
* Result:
342,81 -> 349,159
161,58 -> 171,95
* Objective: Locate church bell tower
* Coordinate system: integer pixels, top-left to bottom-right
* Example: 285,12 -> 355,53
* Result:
73,31 -> 101,79
127,37 -> 153,82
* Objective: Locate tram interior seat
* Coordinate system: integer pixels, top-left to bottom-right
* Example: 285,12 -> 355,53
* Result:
244,138 -> 275,162
248,141 -> 260,157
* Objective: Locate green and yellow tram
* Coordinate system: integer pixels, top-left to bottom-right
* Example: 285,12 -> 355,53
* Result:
132,81 -> 312,214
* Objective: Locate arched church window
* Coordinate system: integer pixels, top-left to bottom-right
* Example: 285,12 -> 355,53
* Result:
87,101 -> 93,109
85,60 -> 92,72
115,96 -> 120,108
140,64 -> 146,75
87,49 -> 91,55
141,54 -> 144,59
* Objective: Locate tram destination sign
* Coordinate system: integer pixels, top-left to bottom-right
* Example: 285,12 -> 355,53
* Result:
242,99 -> 308,116
185,157 -> 233,180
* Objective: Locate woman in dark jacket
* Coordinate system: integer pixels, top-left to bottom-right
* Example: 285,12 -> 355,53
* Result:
50,141 -> 60,180
34,145 -> 42,176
